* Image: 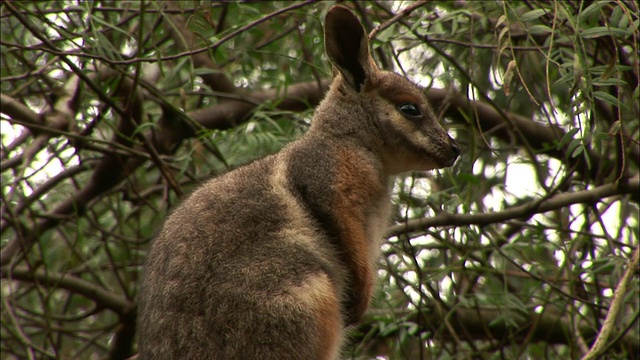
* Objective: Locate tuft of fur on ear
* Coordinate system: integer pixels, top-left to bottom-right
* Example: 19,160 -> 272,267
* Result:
324,5 -> 376,92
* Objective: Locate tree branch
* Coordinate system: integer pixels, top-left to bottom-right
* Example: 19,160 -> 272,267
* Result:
582,244 -> 640,360
387,177 -> 640,237
1,266 -> 134,316
0,94 -> 43,128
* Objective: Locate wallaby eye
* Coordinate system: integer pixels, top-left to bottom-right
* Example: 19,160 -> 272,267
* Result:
398,103 -> 422,119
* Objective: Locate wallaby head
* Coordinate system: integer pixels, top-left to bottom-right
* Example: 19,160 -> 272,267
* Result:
318,5 -> 460,174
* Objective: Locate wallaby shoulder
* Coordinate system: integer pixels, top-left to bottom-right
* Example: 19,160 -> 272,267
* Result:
138,150 -> 345,359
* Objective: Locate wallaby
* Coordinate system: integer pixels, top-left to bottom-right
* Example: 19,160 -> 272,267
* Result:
137,5 -> 459,360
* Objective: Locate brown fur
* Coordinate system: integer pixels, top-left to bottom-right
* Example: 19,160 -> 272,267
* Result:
137,5 -> 459,359
305,273 -> 343,359
332,145 -> 385,322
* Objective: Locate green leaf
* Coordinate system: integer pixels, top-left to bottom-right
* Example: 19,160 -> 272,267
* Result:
591,258 -> 616,275
528,25 -> 553,35
592,78 -> 627,86
498,26 -> 510,44
557,128 -> 580,150
618,12 -> 630,29
580,1 -> 611,21
132,122 -> 156,137
593,91 -> 620,106
582,149 -> 592,169
571,143 -> 584,158
580,26 -> 627,38
193,68 -> 224,76
520,9 -> 547,22
379,322 -> 398,337
495,14 -> 507,29
610,5 -> 623,26
458,173 -> 481,185
566,138 -> 582,158
405,322 -> 419,336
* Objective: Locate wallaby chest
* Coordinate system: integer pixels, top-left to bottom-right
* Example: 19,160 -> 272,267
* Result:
281,138 -> 391,322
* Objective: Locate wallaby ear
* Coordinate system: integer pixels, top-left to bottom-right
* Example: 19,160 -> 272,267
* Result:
324,5 -> 376,92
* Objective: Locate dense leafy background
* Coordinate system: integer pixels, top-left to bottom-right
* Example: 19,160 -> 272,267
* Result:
1,1 -> 638,359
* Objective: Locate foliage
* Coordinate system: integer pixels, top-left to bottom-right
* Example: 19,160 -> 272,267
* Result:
1,1 -> 638,359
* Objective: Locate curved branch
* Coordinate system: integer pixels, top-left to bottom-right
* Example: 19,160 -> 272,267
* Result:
368,0 -> 428,40
387,177 -> 639,237
0,94 -> 43,128
1,266 -> 134,316
189,79 -> 331,131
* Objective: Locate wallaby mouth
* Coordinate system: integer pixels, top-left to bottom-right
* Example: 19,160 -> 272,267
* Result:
445,137 -> 461,166
434,136 -> 460,168
396,134 -> 460,172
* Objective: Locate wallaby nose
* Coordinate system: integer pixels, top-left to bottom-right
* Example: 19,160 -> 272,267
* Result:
449,136 -> 461,158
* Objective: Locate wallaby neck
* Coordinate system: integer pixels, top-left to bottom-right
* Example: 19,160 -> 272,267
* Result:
308,80 -> 388,164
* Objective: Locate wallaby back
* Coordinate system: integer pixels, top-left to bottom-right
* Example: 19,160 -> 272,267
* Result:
137,5 -> 459,360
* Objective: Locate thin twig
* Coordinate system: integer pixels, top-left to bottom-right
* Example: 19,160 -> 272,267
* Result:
581,245 -> 640,360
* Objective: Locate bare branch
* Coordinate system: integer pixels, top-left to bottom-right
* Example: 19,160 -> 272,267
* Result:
387,177 -> 640,237
0,94 -> 43,128
1,266 -> 134,316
